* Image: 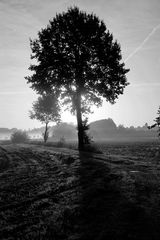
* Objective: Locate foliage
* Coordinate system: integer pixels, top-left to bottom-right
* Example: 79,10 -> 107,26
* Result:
155,106 -> 160,137
29,93 -> 60,124
26,6 -> 129,150
11,130 -> 29,143
148,106 -> 160,138
81,117 -> 93,144
29,93 -> 61,143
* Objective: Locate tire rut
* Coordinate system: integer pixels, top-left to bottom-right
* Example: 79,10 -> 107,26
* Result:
0,145 -> 80,239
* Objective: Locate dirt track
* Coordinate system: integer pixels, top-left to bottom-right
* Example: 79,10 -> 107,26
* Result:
0,145 -> 83,239
0,143 -> 160,240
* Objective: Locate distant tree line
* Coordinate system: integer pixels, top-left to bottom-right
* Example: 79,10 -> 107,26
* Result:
0,119 -> 158,142
28,119 -> 158,142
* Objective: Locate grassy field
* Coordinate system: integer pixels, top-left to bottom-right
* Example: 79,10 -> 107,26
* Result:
0,141 -> 160,239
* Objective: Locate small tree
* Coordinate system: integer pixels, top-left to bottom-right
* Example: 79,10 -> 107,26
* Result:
148,106 -> 160,137
26,7 -> 129,150
29,93 -> 61,143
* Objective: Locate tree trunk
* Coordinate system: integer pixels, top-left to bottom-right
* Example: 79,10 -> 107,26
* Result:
44,122 -> 49,143
76,92 -> 84,151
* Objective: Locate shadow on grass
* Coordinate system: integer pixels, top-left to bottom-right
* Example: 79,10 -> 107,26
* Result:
1,145 -> 160,240
75,151 -> 160,240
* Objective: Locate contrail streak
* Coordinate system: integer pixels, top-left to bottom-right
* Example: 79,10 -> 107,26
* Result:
125,23 -> 160,63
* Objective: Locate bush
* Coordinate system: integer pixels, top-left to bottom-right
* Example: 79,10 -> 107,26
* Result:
11,130 -> 29,143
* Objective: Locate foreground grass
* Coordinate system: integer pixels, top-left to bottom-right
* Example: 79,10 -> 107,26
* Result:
0,142 -> 160,239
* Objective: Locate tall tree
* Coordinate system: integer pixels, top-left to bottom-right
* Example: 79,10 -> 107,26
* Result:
26,7 -> 129,150
29,94 -> 61,143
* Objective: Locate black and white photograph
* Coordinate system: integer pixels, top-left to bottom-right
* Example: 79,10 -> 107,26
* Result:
0,0 -> 160,239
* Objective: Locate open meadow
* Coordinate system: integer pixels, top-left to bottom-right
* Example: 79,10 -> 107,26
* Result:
0,140 -> 160,240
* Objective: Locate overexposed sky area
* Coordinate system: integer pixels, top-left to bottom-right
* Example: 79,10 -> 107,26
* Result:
0,0 -> 160,129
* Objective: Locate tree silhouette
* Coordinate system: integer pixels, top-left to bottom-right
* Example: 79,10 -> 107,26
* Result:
148,106 -> 160,137
26,7 -> 129,150
155,107 -> 160,137
29,94 -> 60,143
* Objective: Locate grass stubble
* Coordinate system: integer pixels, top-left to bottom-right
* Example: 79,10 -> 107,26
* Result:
0,141 -> 160,239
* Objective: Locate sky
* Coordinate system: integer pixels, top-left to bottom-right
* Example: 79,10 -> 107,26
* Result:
0,0 -> 160,129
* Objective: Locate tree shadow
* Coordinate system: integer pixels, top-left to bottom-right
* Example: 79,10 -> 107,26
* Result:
1,146 -> 160,240
75,151 -> 159,240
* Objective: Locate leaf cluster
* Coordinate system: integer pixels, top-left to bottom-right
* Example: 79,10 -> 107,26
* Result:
155,106 -> 160,137
26,6 -> 129,112
29,93 -> 61,124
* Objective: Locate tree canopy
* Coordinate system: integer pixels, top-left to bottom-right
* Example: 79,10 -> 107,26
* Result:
26,6 -> 129,150
29,94 -> 61,142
